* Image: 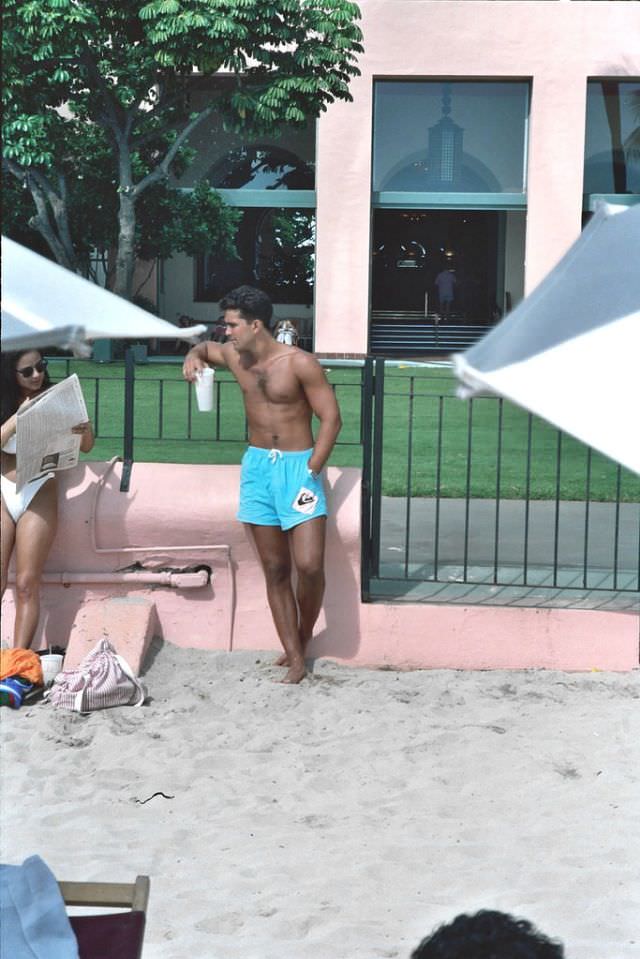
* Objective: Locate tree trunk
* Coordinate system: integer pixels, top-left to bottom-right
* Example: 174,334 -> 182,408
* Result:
4,161 -> 80,273
114,189 -> 137,299
29,200 -> 78,273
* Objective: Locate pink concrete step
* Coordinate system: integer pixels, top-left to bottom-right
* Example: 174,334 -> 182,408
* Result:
63,597 -> 158,676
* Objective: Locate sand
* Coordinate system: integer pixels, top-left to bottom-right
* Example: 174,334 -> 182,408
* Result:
1,641 -> 639,959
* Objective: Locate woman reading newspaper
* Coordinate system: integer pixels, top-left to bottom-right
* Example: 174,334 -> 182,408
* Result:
1,350 -> 94,649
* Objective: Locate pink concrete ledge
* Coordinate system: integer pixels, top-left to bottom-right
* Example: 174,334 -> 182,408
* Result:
1,461 -> 638,672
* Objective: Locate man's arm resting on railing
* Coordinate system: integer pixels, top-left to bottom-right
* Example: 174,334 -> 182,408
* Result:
182,341 -> 229,382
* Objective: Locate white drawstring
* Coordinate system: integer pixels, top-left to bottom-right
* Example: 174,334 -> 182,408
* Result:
267,449 -> 282,464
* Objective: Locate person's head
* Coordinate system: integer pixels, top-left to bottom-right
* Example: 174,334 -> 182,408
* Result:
411,910 -> 565,959
1,349 -> 51,420
219,286 -> 273,351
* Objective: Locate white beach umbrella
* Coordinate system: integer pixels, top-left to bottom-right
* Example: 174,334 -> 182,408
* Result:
1,236 -> 206,354
453,203 -> 640,475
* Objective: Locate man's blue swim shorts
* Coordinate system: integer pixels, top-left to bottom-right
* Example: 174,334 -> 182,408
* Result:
237,447 -> 328,531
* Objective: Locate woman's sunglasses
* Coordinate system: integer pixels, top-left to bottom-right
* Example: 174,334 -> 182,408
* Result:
16,359 -> 48,378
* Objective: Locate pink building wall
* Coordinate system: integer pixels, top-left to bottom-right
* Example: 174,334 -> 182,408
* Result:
2,463 -> 637,671
314,0 -> 640,354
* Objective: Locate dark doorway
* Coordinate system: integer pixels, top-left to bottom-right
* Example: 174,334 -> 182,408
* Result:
371,210 -> 500,323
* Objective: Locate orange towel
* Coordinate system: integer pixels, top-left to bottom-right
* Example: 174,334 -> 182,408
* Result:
0,649 -> 44,685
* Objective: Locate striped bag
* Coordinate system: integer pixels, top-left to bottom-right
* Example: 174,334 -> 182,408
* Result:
47,638 -> 146,712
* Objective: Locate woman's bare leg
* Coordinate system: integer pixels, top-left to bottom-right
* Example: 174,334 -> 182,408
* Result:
13,480 -> 58,649
1,498 -> 16,599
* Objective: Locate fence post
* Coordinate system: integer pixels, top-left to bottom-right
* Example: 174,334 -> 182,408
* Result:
360,357 -> 385,600
120,346 -> 135,492
370,357 -> 385,579
360,358 -> 374,601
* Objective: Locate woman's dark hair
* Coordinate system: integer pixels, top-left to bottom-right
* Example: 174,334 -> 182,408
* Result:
219,285 -> 273,330
0,350 -> 52,422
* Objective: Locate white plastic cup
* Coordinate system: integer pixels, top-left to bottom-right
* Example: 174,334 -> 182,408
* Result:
41,653 -> 64,686
194,366 -> 215,412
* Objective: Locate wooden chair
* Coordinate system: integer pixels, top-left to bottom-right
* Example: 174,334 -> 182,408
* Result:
58,876 -> 150,959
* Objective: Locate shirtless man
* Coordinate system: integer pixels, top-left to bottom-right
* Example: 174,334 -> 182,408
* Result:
182,286 -> 342,684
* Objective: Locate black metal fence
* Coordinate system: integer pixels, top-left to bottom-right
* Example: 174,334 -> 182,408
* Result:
49,354 -> 640,607
361,358 -> 640,608
48,353 -> 364,490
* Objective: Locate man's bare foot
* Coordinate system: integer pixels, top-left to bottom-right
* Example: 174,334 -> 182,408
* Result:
280,660 -> 306,684
275,631 -> 310,668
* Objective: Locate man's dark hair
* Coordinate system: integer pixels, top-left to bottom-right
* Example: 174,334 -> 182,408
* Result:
411,910 -> 565,959
220,285 -> 273,330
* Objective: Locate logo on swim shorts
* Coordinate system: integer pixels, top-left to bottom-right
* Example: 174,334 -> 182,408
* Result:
292,486 -> 318,515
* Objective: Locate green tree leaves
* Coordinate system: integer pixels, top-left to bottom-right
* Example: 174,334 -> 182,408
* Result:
3,0 -> 362,298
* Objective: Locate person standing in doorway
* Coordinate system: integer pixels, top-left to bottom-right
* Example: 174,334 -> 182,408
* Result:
435,267 -> 457,317
182,286 -> 342,684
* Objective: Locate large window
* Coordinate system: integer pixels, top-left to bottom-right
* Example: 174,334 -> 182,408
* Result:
176,82 -> 316,309
207,145 -> 314,191
173,80 -> 316,189
373,81 -> 529,198
370,80 -> 528,349
195,208 -> 315,305
584,80 -> 640,200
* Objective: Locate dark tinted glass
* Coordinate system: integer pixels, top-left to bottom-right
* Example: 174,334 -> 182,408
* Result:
373,81 -> 529,193
196,208 -> 315,304
584,80 -> 640,195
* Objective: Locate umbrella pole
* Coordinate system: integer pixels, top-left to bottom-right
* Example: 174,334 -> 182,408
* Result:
121,346 -> 135,493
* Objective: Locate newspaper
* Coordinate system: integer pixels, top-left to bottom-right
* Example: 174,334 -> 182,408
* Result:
15,374 -> 89,492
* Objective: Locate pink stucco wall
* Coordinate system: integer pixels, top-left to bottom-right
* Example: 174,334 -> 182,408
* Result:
2,462 -> 637,671
314,0 -> 640,354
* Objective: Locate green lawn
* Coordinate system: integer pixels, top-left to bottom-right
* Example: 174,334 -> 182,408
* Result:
49,358 -> 640,502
